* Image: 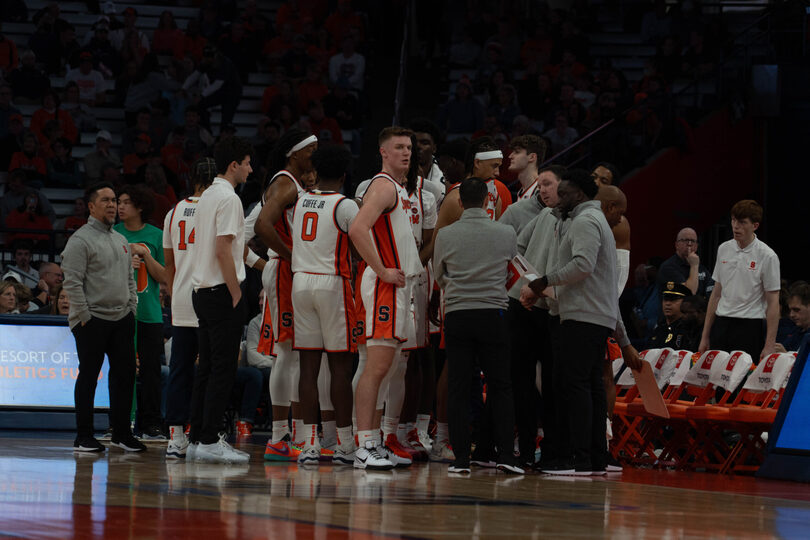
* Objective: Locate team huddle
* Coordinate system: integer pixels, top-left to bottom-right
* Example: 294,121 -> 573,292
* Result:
156,124 -> 554,471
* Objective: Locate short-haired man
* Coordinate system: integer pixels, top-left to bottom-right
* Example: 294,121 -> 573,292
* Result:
4,239 -> 39,289
349,126 -> 424,470
409,117 -> 446,203
508,135 -> 547,200
433,177 -> 523,474
779,282 -> 810,351
62,182 -> 144,453
699,200 -> 780,361
648,282 -> 698,350
114,184 -> 168,439
657,227 -> 714,297
527,169 -> 636,475
188,136 -> 253,463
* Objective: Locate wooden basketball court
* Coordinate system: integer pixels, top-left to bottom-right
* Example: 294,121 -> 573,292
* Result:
1,434 -> 809,539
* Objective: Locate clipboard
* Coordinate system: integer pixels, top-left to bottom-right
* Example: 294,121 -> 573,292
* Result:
507,254 -> 555,298
632,363 -> 670,418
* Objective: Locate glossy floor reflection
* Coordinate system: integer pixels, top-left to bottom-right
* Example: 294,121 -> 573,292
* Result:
0,435 -> 809,539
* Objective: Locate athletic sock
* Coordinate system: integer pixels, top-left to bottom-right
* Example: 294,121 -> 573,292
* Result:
303,423 -> 319,450
396,423 -> 408,441
271,420 -> 289,444
322,420 -> 337,447
169,425 -> 185,442
416,414 -> 431,434
357,430 -> 376,449
337,425 -> 354,449
381,415 -> 399,438
436,422 -> 449,443
292,418 -> 303,445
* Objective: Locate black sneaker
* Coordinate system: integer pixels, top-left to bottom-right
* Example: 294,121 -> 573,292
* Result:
541,459 -> 575,475
111,434 -> 147,453
470,450 -> 497,468
141,425 -> 168,441
496,461 -> 525,474
73,436 -> 105,453
606,454 -> 623,473
448,462 -> 471,474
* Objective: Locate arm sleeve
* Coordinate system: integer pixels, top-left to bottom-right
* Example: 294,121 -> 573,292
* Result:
61,238 -> 91,324
335,199 -> 360,233
422,192 -> 438,230
546,215 -> 600,286
432,232 -> 447,290
616,248 -> 630,294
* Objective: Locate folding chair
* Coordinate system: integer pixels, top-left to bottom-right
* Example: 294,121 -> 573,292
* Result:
678,351 -> 754,470
718,352 -> 796,474
630,350 -> 729,467
610,349 -> 677,462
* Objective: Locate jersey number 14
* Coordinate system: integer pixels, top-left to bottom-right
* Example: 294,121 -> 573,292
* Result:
177,220 -> 196,250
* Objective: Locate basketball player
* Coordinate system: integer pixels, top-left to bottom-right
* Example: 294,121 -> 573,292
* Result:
163,158 -> 216,459
291,145 -> 358,465
508,135 -> 547,200
255,129 -> 317,461
348,126 -> 423,470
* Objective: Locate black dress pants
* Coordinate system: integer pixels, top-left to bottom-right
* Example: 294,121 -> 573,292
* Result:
555,319 -> 611,469
506,297 -> 547,463
72,313 -> 136,438
190,285 -> 245,444
445,308 -> 516,465
710,316 -> 765,364
135,321 -> 164,429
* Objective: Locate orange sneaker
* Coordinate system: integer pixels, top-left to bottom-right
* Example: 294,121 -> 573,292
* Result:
264,435 -> 302,461
236,420 -> 253,437
406,429 -> 429,461
383,433 -> 414,466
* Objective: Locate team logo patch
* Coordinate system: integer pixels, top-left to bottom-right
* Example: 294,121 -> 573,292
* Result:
750,261 -> 756,269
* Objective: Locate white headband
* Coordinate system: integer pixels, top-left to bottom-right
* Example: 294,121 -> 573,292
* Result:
474,150 -> 502,160
286,135 -> 318,157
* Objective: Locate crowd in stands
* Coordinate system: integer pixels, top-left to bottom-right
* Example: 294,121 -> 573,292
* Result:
433,0 -> 728,176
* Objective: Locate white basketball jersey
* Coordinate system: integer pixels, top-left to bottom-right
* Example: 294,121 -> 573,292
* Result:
265,169 -> 306,250
162,197 -> 200,327
518,180 -> 538,200
291,191 -> 354,278
369,173 -> 423,278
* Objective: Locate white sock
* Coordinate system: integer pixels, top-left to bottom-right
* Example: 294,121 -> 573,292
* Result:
169,425 -> 185,442
271,420 -> 289,443
436,422 -> 449,443
292,418 -> 304,445
416,414 -> 431,434
396,423 -> 408,441
357,430 -> 376,449
381,415 -> 399,438
322,420 -> 337,446
337,426 -> 354,449
303,423 -> 319,449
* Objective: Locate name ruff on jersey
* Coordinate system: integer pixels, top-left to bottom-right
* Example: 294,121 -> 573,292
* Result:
162,197 -> 200,327
290,190 -> 357,352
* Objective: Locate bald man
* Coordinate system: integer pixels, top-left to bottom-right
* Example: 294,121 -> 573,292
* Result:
32,262 -> 64,307
657,227 -> 714,297
596,185 -> 640,473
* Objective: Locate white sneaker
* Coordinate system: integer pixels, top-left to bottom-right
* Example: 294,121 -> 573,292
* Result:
195,435 -> 249,464
333,445 -> 356,465
354,442 -> 394,470
298,446 -> 321,466
429,440 -> 455,463
166,436 -> 189,459
380,443 -> 412,467
218,432 -> 250,458
185,442 -> 197,461
418,430 -> 432,452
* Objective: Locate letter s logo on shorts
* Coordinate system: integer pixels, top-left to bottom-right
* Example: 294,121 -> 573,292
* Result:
281,312 -> 293,328
378,306 -> 390,322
